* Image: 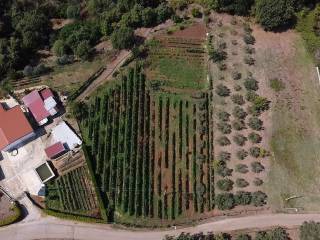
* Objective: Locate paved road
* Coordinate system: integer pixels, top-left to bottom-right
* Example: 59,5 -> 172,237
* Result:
1,213 -> 320,240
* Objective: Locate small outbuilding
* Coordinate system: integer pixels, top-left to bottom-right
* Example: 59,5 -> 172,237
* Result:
45,142 -> 66,159
52,121 -> 82,151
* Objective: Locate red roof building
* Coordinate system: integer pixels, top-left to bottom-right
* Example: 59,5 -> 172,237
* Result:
22,88 -> 58,126
0,104 -> 35,151
45,142 -> 66,159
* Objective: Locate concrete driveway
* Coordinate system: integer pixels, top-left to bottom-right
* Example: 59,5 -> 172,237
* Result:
0,136 -> 47,198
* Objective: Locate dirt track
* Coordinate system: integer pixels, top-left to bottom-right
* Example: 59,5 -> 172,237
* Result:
1,213 -> 320,240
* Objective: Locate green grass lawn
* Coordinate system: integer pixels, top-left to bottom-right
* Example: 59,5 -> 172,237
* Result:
150,56 -> 207,90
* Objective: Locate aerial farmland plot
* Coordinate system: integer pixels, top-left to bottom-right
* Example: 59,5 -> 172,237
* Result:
73,19 -> 275,226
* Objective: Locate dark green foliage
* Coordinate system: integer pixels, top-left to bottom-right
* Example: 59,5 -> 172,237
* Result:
210,49 -> 227,62
248,132 -> 262,143
249,146 -> 261,158
233,106 -> 247,119
214,0 -> 254,16
269,227 -> 289,240
246,91 -> 259,102
111,26 -> 135,49
217,178 -> 234,191
75,40 -> 90,60
234,191 -> 252,205
53,40 -> 67,57
217,161 -> 233,177
244,77 -> 259,91
300,221 -> 320,240
236,234 -> 251,240
250,96 -> 270,115
255,0 -> 295,30
252,191 -> 267,206
217,122 -> 232,134
217,136 -> 231,146
218,151 -> 231,162
216,84 -> 231,97
232,120 -> 246,131
251,162 -> 265,173
236,149 -> 248,160
235,164 -> 249,174
236,178 -> 249,188
231,94 -> 245,105
191,8 -> 202,18
232,71 -> 242,80
215,193 -> 235,210
253,178 -> 263,186
244,34 -> 256,45
217,111 -> 230,122
248,117 -> 263,131
233,134 -> 247,146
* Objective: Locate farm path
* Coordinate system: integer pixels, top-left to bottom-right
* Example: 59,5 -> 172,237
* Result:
1,213 -> 320,239
76,24 -> 167,101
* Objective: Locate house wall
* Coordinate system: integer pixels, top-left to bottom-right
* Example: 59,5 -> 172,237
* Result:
3,132 -> 36,152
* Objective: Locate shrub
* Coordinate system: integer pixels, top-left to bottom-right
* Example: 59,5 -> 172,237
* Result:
244,56 -> 255,65
244,77 -> 259,91
300,221 -> 320,240
248,117 -> 263,131
248,132 -> 262,143
217,111 -> 230,122
232,120 -> 246,131
23,65 -> 33,77
233,134 -> 247,146
217,178 -> 234,191
250,96 -> 270,115
57,55 -> 74,65
235,164 -> 248,174
233,106 -> 247,119
245,46 -> 255,54
234,84 -> 242,91
210,49 -> 227,62
218,151 -> 231,161
251,162 -> 265,173
255,0 -> 295,31
52,39 -> 66,56
218,41 -> 227,49
217,161 -> 233,177
269,227 -> 289,240
249,146 -> 261,158
244,23 -> 252,34
236,234 -> 251,240
191,8 -> 202,18
111,26 -> 134,49
255,231 -> 269,240
269,78 -> 285,92
237,149 -> 248,160
217,122 -> 232,134
252,191 -> 267,206
232,71 -> 242,80
231,94 -> 245,105
75,40 -> 90,60
217,136 -> 231,146
232,39 -> 238,45
244,34 -> 255,45
218,63 -> 227,71
246,91 -> 259,102
234,191 -> 252,205
215,193 -> 235,210
216,84 -> 231,97
254,178 -> 263,186
236,178 -> 249,188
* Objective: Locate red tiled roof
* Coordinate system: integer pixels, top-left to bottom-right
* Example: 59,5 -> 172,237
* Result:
0,104 -> 34,150
22,90 -> 42,106
45,142 -> 65,159
40,88 -> 54,100
28,99 -> 50,122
